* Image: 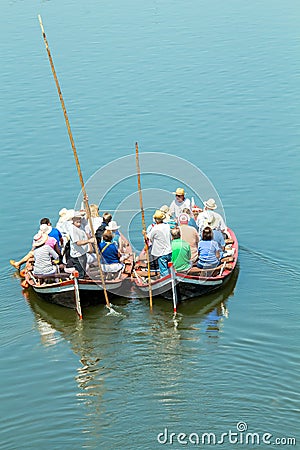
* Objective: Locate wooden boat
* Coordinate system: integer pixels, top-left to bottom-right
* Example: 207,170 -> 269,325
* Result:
133,227 -> 238,302
23,233 -> 134,316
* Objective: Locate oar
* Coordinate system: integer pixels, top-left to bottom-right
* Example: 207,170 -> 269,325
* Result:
168,262 -> 178,317
135,142 -> 153,310
38,15 -> 111,313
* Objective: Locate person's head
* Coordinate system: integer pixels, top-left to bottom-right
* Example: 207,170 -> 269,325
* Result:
173,187 -> 185,203
171,227 -> 181,240
192,205 -> 202,219
90,204 -> 100,218
40,217 -> 51,226
182,208 -> 191,216
102,212 -> 112,224
72,216 -> 82,228
32,231 -> 48,248
153,209 -> 165,223
202,226 -> 213,241
102,230 -> 113,242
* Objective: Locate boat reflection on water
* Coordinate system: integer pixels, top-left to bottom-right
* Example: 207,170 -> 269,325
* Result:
24,264 -> 239,350
149,265 -> 239,337
23,266 -> 239,421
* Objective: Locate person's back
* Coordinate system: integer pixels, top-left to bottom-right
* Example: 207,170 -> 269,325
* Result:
32,232 -> 58,275
99,230 -> 124,277
99,240 -> 120,264
178,214 -> 199,263
148,222 -> 172,257
197,226 -> 221,269
171,227 -> 191,272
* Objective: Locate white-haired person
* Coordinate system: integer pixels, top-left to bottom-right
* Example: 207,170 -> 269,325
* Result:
171,227 -> 191,272
143,210 -> 172,277
32,231 -> 59,276
169,187 -> 191,218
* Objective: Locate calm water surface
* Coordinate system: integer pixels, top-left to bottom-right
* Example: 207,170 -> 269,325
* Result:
1,1 -> 299,449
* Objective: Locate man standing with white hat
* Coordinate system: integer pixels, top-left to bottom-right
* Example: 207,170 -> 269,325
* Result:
196,198 -> 227,235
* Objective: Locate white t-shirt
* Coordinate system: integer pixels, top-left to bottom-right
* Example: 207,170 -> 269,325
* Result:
147,223 -> 172,257
69,225 -> 89,257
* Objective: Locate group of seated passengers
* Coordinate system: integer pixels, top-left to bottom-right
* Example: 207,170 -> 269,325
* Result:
143,188 -> 231,276
59,208 -> 125,279
10,188 -> 231,279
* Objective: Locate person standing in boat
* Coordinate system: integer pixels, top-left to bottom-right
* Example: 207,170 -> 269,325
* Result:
32,231 -> 59,276
197,226 -> 221,269
169,187 -> 191,218
171,227 -> 192,272
196,198 -> 226,235
159,205 -> 177,229
67,215 -> 96,279
143,210 -> 172,277
95,212 -> 112,243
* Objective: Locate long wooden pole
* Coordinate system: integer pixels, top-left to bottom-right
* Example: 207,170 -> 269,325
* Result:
38,15 -> 111,310
135,142 -> 153,309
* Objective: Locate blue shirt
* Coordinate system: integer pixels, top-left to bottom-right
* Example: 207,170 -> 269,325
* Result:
188,217 -> 198,230
212,229 -> 225,251
99,241 -> 119,264
198,240 -> 220,266
48,227 -> 62,247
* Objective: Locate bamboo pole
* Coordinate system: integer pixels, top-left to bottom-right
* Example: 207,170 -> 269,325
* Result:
38,15 -> 111,311
135,142 -> 153,310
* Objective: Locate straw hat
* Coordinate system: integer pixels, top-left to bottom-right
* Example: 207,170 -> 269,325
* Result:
173,187 -> 185,196
32,231 -> 48,247
106,220 -> 120,231
178,213 -> 189,224
40,224 -> 51,234
153,210 -> 166,220
204,198 -> 217,210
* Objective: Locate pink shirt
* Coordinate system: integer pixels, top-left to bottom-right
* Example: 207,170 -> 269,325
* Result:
46,236 -> 57,249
